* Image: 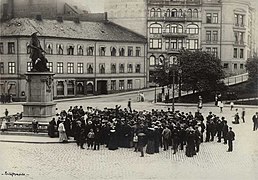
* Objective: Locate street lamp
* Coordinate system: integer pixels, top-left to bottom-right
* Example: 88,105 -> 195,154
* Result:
154,76 -> 158,103
178,68 -> 182,102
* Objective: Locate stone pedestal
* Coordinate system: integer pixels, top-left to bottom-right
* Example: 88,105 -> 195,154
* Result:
21,72 -> 56,123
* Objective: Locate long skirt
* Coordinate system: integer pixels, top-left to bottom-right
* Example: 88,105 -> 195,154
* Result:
59,131 -> 68,142
146,140 -> 155,154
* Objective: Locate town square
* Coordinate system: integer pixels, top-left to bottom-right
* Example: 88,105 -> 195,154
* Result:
0,0 -> 258,180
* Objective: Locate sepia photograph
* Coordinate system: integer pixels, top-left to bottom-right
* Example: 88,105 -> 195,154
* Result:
0,0 -> 257,179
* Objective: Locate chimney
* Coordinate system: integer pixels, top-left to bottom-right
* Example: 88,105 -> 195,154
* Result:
36,14 -> 42,21
2,0 -> 14,20
104,12 -> 108,21
57,16 -> 63,22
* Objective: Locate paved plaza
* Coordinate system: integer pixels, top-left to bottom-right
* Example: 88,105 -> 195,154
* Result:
0,91 -> 258,180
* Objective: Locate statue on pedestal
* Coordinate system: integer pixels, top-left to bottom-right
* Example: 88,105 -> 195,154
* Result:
28,32 -> 49,72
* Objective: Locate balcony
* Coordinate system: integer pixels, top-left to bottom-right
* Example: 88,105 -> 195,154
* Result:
166,48 -> 180,54
148,0 -> 201,6
164,16 -> 202,22
162,32 -> 188,38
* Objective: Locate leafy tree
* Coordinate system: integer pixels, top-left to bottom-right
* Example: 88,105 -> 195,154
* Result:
177,49 -> 225,93
246,56 -> 258,90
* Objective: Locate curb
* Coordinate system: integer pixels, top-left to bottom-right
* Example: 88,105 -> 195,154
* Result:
0,139 -> 76,144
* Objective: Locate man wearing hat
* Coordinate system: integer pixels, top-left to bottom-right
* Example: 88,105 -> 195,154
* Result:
226,127 -> 235,152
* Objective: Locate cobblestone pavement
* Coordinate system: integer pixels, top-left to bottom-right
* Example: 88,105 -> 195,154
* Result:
0,91 -> 258,179
0,103 -> 258,179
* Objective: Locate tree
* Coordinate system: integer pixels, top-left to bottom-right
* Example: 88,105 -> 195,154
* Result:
246,56 -> 258,91
177,49 -> 225,93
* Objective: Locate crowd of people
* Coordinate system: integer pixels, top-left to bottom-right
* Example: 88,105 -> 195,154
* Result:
47,105 -> 237,157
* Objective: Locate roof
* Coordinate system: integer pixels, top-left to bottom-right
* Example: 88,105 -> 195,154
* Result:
0,18 -> 146,43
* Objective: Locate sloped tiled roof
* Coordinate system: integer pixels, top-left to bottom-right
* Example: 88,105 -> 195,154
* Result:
0,18 -> 146,43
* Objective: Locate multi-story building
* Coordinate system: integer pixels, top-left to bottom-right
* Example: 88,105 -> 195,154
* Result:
105,0 -> 256,83
0,18 -> 147,101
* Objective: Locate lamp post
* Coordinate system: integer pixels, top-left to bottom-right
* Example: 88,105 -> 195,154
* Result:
172,69 -> 175,113
178,68 -> 182,102
154,77 -> 157,103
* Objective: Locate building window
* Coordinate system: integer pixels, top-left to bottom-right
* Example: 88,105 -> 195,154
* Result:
57,81 -> 64,95
240,49 -> 244,58
213,31 -> 218,42
165,24 -> 170,33
57,62 -> 63,73
240,64 -> 244,69
67,81 -> 75,95
128,46 -> 133,56
234,32 -> 239,44
77,63 -> 83,74
193,9 -> 198,18
0,42 -> 3,54
136,47 -> 141,57
8,62 -> 15,74
119,47 -> 125,56
57,44 -> 64,55
206,47 -> 211,53
111,63 -> 116,74
119,80 -> 125,90
178,39 -> 183,49
206,13 -> 212,23
0,62 -> 4,74
111,80 -> 116,90
165,39 -> 169,49
149,56 -> 156,66
212,48 -> 218,57
177,25 -> 183,33
135,64 -> 141,73
239,32 -> 244,44
77,45 -> 84,55
156,8 -> 161,17
150,8 -> 155,17
87,46 -> 94,56
100,46 -> 106,56
111,47 -> 116,56
171,25 -> 177,33
171,9 -> 177,17
27,62 -> 32,72
223,63 -> 229,69
150,39 -> 162,49
178,9 -> 183,17
87,63 -> 93,74
186,39 -> 198,49
67,45 -> 74,55
99,64 -> 105,74
67,62 -> 74,74
166,9 -> 170,17
233,48 -> 238,58
127,80 -> 133,89
170,39 -> 177,49
187,9 -> 192,18
119,64 -> 125,73
149,23 -> 162,34
186,24 -> 199,34
47,62 -> 53,72
239,15 -> 244,26
8,42 -> 15,54
234,64 -> 237,69
213,13 -> 218,23
46,43 -> 53,54
127,64 -> 133,73
206,31 -> 211,42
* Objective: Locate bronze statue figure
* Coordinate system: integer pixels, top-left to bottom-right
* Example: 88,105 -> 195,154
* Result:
28,32 -> 49,72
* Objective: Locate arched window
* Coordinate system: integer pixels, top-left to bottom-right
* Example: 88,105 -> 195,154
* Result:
178,25 -> 183,33
156,8 -> 161,17
149,23 -> 162,34
77,45 -> 83,55
158,55 -> 165,66
178,9 -> 183,17
193,9 -> 198,18
67,80 -> 74,95
150,8 -> 155,17
111,63 -> 116,73
46,43 -> 53,54
171,9 -> 177,17
169,56 -> 178,65
57,81 -> 64,95
171,24 -> 177,33
26,42 -> 31,54
165,24 -> 170,33
119,47 -> 125,56
186,24 -> 199,34
111,47 -> 116,56
187,9 -> 192,18
149,55 -> 156,66
166,9 -> 170,17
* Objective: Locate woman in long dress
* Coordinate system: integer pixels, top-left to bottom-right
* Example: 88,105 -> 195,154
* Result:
1,118 -> 8,132
58,122 -> 68,143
